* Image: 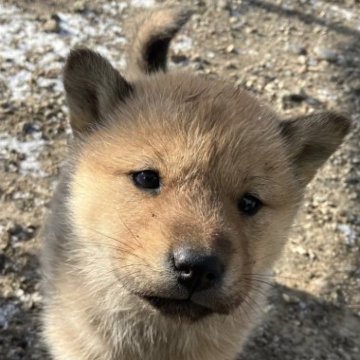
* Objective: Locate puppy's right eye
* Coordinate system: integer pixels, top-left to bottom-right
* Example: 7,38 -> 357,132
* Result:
238,193 -> 263,216
132,170 -> 160,191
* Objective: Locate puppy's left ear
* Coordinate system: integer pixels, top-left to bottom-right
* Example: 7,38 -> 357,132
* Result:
280,112 -> 351,185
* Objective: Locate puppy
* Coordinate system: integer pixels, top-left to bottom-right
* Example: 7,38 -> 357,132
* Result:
41,7 -> 350,360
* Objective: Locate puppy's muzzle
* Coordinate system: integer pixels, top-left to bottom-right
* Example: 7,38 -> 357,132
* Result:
141,247 -> 227,320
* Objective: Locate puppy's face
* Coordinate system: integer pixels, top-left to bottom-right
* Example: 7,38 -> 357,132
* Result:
63,9 -> 350,321
71,74 -> 304,320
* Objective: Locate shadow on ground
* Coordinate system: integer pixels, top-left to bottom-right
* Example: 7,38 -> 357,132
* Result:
240,283 -> 360,360
0,252 -> 48,360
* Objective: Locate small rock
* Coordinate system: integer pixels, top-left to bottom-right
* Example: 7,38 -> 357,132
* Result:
8,224 -> 36,242
282,293 -> 300,304
245,26 -> 257,34
298,65 -> 308,74
282,293 -> 290,302
305,96 -> 322,107
22,123 -> 41,135
337,224 -> 357,247
294,245 -> 307,256
351,157 -> 360,165
298,55 -> 307,65
171,54 -> 188,64
73,0 -> 87,13
226,44 -> 236,53
225,61 -> 237,70
0,303 -> 19,329
307,250 -> 317,261
0,253 -> 7,273
284,92 -> 307,102
43,15 -> 61,33
282,91 -> 308,109
349,79 -> 360,95
263,304 -> 274,313
191,54 -> 202,62
217,0 -> 231,11
288,43 -> 307,55
307,57 -> 318,67
314,46 -> 338,63
193,62 -> 205,71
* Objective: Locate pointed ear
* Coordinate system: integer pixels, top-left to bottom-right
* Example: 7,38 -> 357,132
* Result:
280,112 -> 351,184
128,7 -> 192,75
63,48 -> 132,134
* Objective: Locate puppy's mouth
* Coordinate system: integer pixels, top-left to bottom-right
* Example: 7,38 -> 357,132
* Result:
142,295 -> 214,321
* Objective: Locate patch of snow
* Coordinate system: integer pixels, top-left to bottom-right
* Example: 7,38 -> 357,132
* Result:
0,303 -> 19,330
0,225 -> 5,237
173,35 -> 193,53
317,88 -> 338,102
0,132 -> 47,177
337,224 -> 357,247
309,1 -> 356,24
0,3 -> 128,102
12,191 -> 32,200
130,0 -> 155,8
37,78 -> 63,93
102,2 -> 128,16
330,5 -> 353,21
7,70 -> 32,100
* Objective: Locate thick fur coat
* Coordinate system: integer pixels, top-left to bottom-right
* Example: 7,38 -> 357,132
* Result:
41,7 -> 351,360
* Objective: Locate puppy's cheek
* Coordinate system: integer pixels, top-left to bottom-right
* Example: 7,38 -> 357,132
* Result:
242,210 -> 297,274
109,222 -> 172,292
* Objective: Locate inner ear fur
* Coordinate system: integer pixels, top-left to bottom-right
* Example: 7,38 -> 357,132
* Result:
64,48 -> 132,134
280,112 -> 351,184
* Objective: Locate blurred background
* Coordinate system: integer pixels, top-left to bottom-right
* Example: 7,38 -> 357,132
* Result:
0,0 -> 359,359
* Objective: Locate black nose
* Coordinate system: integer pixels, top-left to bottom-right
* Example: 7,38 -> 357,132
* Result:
172,248 -> 224,293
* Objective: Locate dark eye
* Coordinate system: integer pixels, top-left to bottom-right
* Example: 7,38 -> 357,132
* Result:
238,193 -> 263,216
132,170 -> 160,191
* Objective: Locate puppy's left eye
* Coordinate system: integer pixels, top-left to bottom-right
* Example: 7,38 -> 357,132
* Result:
132,170 -> 160,191
238,193 -> 263,216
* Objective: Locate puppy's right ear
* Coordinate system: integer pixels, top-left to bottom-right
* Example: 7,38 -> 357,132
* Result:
64,48 -> 132,134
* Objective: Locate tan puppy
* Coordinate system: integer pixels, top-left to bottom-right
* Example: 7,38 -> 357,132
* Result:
41,7 -> 350,360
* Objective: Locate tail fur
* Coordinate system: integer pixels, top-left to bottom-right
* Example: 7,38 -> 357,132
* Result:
128,7 -> 192,76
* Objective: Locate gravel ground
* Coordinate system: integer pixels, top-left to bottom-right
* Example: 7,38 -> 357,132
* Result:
0,0 -> 359,359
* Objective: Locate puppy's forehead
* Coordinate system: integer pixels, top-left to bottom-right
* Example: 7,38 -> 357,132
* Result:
90,73 -> 287,180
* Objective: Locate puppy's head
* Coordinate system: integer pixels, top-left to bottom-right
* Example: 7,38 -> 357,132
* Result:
64,8 -> 350,321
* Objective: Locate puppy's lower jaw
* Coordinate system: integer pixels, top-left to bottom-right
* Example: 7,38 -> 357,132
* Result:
142,295 -> 215,321
140,292 -> 240,322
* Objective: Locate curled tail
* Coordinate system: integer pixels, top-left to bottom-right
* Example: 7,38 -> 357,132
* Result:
128,7 -> 192,76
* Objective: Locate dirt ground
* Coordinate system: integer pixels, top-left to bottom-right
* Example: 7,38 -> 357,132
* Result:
0,0 -> 359,359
